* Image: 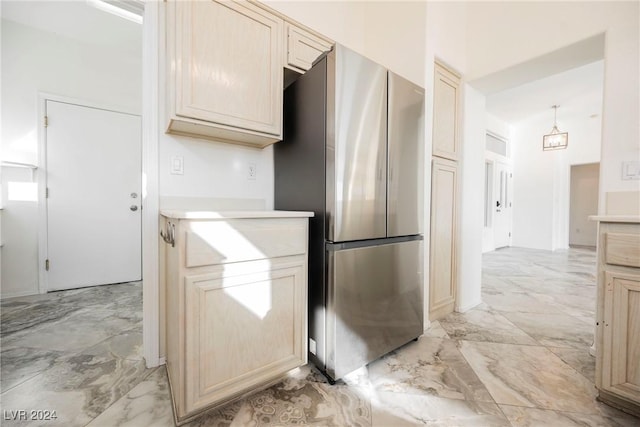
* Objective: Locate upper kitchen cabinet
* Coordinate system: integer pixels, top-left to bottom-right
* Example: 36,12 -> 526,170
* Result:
284,22 -> 333,73
166,0 -> 284,147
432,62 -> 460,160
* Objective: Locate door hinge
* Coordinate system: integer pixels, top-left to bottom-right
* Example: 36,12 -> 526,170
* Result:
46,187 -> 49,198
44,115 -> 48,128
509,232 -> 511,237
45,259 -> 50,271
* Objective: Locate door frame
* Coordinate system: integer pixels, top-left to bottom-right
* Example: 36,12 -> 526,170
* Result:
37,93 -> 141,294
482,143 -> 513,252
35,2 -> 161,368
493,160 -> 513,249
141,1 -> 161,367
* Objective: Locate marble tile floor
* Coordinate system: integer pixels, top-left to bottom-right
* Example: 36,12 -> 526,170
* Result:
2,248 -> 639,426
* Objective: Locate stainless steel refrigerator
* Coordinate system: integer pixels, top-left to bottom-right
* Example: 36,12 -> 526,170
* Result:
275,44 -> 424,381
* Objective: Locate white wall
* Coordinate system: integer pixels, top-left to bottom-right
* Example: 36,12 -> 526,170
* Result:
2,19 -> 141,165
465,1 -> 639,214
361,1 -> 426,86
263,1 -> 365,53
0,19 -> 141,297
158,136 -> 275,209
486,114 -> 511,141
264,1 -> 425,86
457,85 -> 486,311
511,91 -> 602,250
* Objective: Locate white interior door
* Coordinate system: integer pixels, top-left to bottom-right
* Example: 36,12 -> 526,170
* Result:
46,100 -> 141,291
493,162 -> 512,249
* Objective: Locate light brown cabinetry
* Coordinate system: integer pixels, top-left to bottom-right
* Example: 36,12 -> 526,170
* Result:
284,22 -> 332,73
429,61 -> 461,321
164,0 -> 333,148
432,62 -> 460,161
161,212 -> 311,422
594,219 -> 640,417
429,157 -> 458,320
166,0 -> 284,147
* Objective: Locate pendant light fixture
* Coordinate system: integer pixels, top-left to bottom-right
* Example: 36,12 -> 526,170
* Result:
543,105 -> 568,151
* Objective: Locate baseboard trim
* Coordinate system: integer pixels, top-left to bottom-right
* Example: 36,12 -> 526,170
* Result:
455,299 -> 482,313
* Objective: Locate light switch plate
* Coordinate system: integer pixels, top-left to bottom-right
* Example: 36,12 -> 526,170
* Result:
170,156 -> 184,175
622,161 -> 640,180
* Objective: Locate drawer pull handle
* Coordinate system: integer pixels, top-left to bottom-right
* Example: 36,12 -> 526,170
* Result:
161,222 -> 176,247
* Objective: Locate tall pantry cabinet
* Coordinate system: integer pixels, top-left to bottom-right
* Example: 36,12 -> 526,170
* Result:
429,62 -> 461,321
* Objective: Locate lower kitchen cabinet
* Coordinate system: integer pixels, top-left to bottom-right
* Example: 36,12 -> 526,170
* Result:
429,157 -> 458,320
593,217 -> 640,417
160,211 -> 312,423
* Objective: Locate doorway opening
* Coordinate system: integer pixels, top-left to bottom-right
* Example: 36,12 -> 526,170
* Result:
482,132 -> 512,252
569,163 -> 600,248
0,0 -> 148,421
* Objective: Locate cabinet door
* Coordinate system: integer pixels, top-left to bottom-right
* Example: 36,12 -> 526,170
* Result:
429,157 -> 458,320
183,258 -> 306,413
285,22 -> 332,72
432,62 -> 460,160
175,0 -> 283,137
602,271 -> 640,402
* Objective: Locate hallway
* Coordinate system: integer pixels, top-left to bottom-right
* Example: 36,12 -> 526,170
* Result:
1,248 -> 638,426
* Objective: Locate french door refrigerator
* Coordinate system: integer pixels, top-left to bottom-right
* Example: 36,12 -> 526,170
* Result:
275,44 -> 424,381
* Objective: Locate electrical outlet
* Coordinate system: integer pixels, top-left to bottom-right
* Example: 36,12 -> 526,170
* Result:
248,163 -> 257,180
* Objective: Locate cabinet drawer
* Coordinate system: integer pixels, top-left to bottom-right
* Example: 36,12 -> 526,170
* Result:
285,22 -> 332,72
606,232 -> 640,268
185,218 -> 308,268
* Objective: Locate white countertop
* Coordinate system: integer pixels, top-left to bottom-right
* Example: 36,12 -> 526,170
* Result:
589,215 -> 640,223
160,210 -> 314,219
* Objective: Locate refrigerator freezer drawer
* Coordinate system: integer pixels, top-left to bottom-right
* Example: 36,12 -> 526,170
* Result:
326,239 -> 423,380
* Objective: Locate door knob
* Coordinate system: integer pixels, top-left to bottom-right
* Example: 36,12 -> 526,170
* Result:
130,205 -> 138,211
131,192 -> 138,199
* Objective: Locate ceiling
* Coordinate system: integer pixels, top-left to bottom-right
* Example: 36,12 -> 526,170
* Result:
470,34 -> 605,96
1,0 -> 142,56
486,60 -> 604,124
472,33 -> 605,126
